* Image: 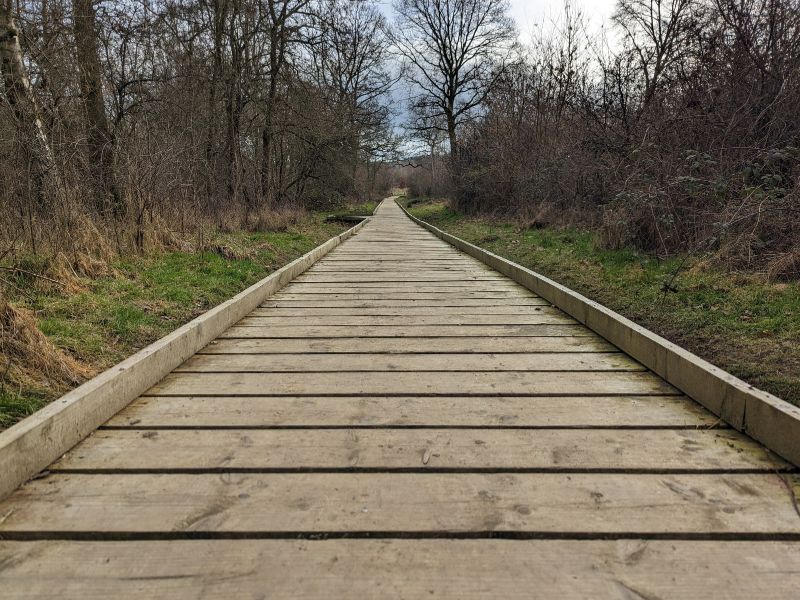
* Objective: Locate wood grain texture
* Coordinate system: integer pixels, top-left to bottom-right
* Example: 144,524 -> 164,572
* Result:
260,298 -> 552,308
50,428 -> 787,472
107,394 -> 716,428
147,371 -> 679,397
3,539 -> 800,599
247,305 -> 565,317
236,314 -> 577,326
175,352 -> 644,372
2,472 -> 798,534
219,324 -> 591,338
269,292 -> 537,300
197,337 -> 616,354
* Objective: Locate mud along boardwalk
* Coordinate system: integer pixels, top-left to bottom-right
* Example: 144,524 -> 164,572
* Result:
1,200 -> 799,598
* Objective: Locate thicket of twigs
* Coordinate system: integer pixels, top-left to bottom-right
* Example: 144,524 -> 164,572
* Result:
0,0 -> 396,267
404,0 -> 800,278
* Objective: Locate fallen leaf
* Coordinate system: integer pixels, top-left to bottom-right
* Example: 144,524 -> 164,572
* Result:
758,331 -> 775,337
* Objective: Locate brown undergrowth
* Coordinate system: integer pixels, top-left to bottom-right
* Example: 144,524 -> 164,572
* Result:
0,209 -> 355,429
0,299 -> 95,396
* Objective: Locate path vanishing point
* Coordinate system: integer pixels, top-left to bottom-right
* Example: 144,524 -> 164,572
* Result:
1,199 -> 799,597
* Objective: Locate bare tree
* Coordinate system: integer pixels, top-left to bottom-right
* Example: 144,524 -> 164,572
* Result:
73,0 -> 118,212
612,0 -> 696,108
391,0 -> 517,163
311,0 -> 396,194
0,0 -> 62,204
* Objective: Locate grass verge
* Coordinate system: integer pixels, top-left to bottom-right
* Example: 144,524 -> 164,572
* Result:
405,198 -> 800,406
0,213 -> 351,430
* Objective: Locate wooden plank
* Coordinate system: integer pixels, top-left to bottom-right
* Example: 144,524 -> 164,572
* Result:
176,352 -> 644,373
198,337 -> 617,354
400,202 -> 800,467
247,306 -> 566,317
270,285 -> 537,300
219,324 -> 589,338
106,394 -> 717,428
318,257 -> 479,263
270,292 -> 537,300
306,268 -> 496,274
2,539 -> 800,599
248,306 -> 564,316
260,299 -> 552,308
0,217 -> 373,503
326,252 -> 464,257
50,428 -> 787,472
2,472 -> 798,534
147,371 -> 678,396
277,286 -> 529,294
236,314 -> 577,326
295,273 -> 508,281
287,280 -> 519,288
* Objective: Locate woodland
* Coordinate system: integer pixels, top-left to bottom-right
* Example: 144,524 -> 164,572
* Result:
0,0 -> 798,411
1,0 -> 798,270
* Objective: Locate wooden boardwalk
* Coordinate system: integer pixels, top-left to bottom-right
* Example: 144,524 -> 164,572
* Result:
1,199 -> 799,597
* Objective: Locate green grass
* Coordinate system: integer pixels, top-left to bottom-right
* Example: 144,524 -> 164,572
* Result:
406,199 -> 800,405
0,213 -> 350,429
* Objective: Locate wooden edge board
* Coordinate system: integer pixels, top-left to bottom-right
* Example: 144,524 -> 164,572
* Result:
398,199 -> 800,467
0,203 -> 381,502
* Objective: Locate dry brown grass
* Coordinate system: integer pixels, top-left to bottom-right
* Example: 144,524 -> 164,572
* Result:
768,246 -> 800,281
0,297 -> 95,394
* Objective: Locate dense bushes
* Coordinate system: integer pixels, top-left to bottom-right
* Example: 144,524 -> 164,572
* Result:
454,0 -> 800,276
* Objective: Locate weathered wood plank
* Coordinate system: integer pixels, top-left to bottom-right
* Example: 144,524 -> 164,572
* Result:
146,371 -> 678,396
270,292 -> 536,300
2,473 -> 798,534
247,306 -> 564,317
107,394 -> 716,428
175,352 -> 644,373
3,539 -> 800,599
198,337 -> 616,354
260,298 -> 552,308
278,286 -> 529,295
236,314 -> 577,327
295,273 -> 509,281
310,263 -> 493,270
248,306 -> 565,317
50,428 -> 786,472
219,324 -> 590,338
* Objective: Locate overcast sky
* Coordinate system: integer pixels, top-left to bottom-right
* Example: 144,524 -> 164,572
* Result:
379,0 -> 619,38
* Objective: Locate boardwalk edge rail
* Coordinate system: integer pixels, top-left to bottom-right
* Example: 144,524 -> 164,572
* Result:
0,207 -> 378,502
399,200 -> 800,467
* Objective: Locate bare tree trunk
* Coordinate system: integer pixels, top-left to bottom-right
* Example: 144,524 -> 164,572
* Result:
0,0 -> 62,205
73,0 -> 119,213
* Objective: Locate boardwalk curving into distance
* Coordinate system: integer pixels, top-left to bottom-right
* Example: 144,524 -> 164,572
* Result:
1,199 -> 799,597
